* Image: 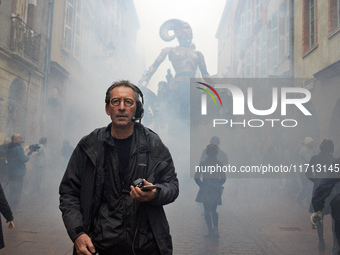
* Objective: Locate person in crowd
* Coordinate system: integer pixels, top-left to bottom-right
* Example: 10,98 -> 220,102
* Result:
0,182 -> 14,249
195,144 -> 226,239
199,136 -> 229,165
312,156 -> 340,255
306,139 -> 338,251
59,80 -> 179,255
297,137 -> 315,207
61,140 -> 74,170
32,137 -> 48,194
6,133 -> 30,210
0,138 -> 10,185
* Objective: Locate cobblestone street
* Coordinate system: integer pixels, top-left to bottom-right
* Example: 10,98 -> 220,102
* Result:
1,173 -> 336,255
168,178 -> 333,255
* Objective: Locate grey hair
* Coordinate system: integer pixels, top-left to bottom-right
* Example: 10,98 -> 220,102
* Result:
105,80 -> 140,104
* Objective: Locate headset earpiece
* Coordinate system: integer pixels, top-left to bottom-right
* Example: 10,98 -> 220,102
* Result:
133,85 -> 144,121
135,101 -> 144,119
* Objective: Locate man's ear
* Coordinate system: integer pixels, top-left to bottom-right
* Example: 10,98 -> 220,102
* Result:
105,104 -> 110,115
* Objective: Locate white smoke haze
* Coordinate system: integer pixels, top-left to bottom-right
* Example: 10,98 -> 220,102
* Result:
3,1 -> 339,254
135,0 -> 226,93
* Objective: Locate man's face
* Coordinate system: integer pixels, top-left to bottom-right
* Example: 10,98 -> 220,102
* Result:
105,86 -> 137,128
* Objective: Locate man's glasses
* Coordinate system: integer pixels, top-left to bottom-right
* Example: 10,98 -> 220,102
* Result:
110,98 -> 135,107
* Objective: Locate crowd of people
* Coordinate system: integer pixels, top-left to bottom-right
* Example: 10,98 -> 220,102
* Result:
0,132 -> 75,250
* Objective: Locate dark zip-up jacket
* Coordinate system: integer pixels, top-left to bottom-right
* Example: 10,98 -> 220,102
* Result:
0,183 -> 13,249
312,158 -> 340,212
59,123 -> 179,254
7,142 -> 29,176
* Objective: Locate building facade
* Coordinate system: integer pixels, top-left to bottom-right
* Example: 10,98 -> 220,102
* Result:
0,0 -> 141,168
215,0 -> 296,164
216,0 -> 293,78
294,0 -> 340,151
47,0 -> 141,165
0,0 -> 50,144
216,0 -> 340,157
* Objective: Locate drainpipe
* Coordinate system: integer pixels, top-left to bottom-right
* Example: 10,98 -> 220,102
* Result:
41,0 -> 54,133
289,0 -> 294,78
24,71 -> 31,139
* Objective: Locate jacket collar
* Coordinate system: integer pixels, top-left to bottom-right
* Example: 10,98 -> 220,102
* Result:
8,142 -> 21,149
100,123 -> 150,150
81,123 -> 151,164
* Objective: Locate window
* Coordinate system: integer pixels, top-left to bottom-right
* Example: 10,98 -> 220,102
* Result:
240,13 -> 246,51
285,0 -> 290,56
255,36 -> 260,77
271,11 -> 279,67
245,52 -> 251,77
279,0 -> 290,59
302,0 -> 317,54
338,0 -> 340,27
261,28 -> 267,77
246,0 -> 252,37
309,0 -> 315,47
64,0 -> 82,59
74,0 -> 81,59
64,1 -> 73,51
255,0 -> 261,21
329,0 -> 340,34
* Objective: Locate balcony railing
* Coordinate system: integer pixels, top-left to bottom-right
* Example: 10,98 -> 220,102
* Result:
10,16 -> 41,65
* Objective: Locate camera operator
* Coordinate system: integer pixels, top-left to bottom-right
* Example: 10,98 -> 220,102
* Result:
59,80 -> 179,255
6,133 -> 31,210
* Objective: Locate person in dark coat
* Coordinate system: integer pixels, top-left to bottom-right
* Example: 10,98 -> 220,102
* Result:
59,80 -> 179,255
312,156 -> 340,255
0,138 -> 10,186
0,183 -> 15,249
199,136 -> 229,165
306,139 -> 337,251
195,144 -> 226,239
6,133 -> 30,210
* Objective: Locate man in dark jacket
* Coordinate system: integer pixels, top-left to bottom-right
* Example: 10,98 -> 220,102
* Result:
312,156 -> 340,255
6,133 -> 29,210
59,80 -> 179,255
0,138 -> 10,185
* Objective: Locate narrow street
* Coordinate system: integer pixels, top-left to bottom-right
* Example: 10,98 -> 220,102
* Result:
1,172 -> 334,254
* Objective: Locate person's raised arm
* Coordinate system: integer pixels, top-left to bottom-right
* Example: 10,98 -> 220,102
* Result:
139,48 -> 171,87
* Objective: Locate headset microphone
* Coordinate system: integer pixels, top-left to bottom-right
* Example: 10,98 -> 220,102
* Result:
131,116 -> 141,123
